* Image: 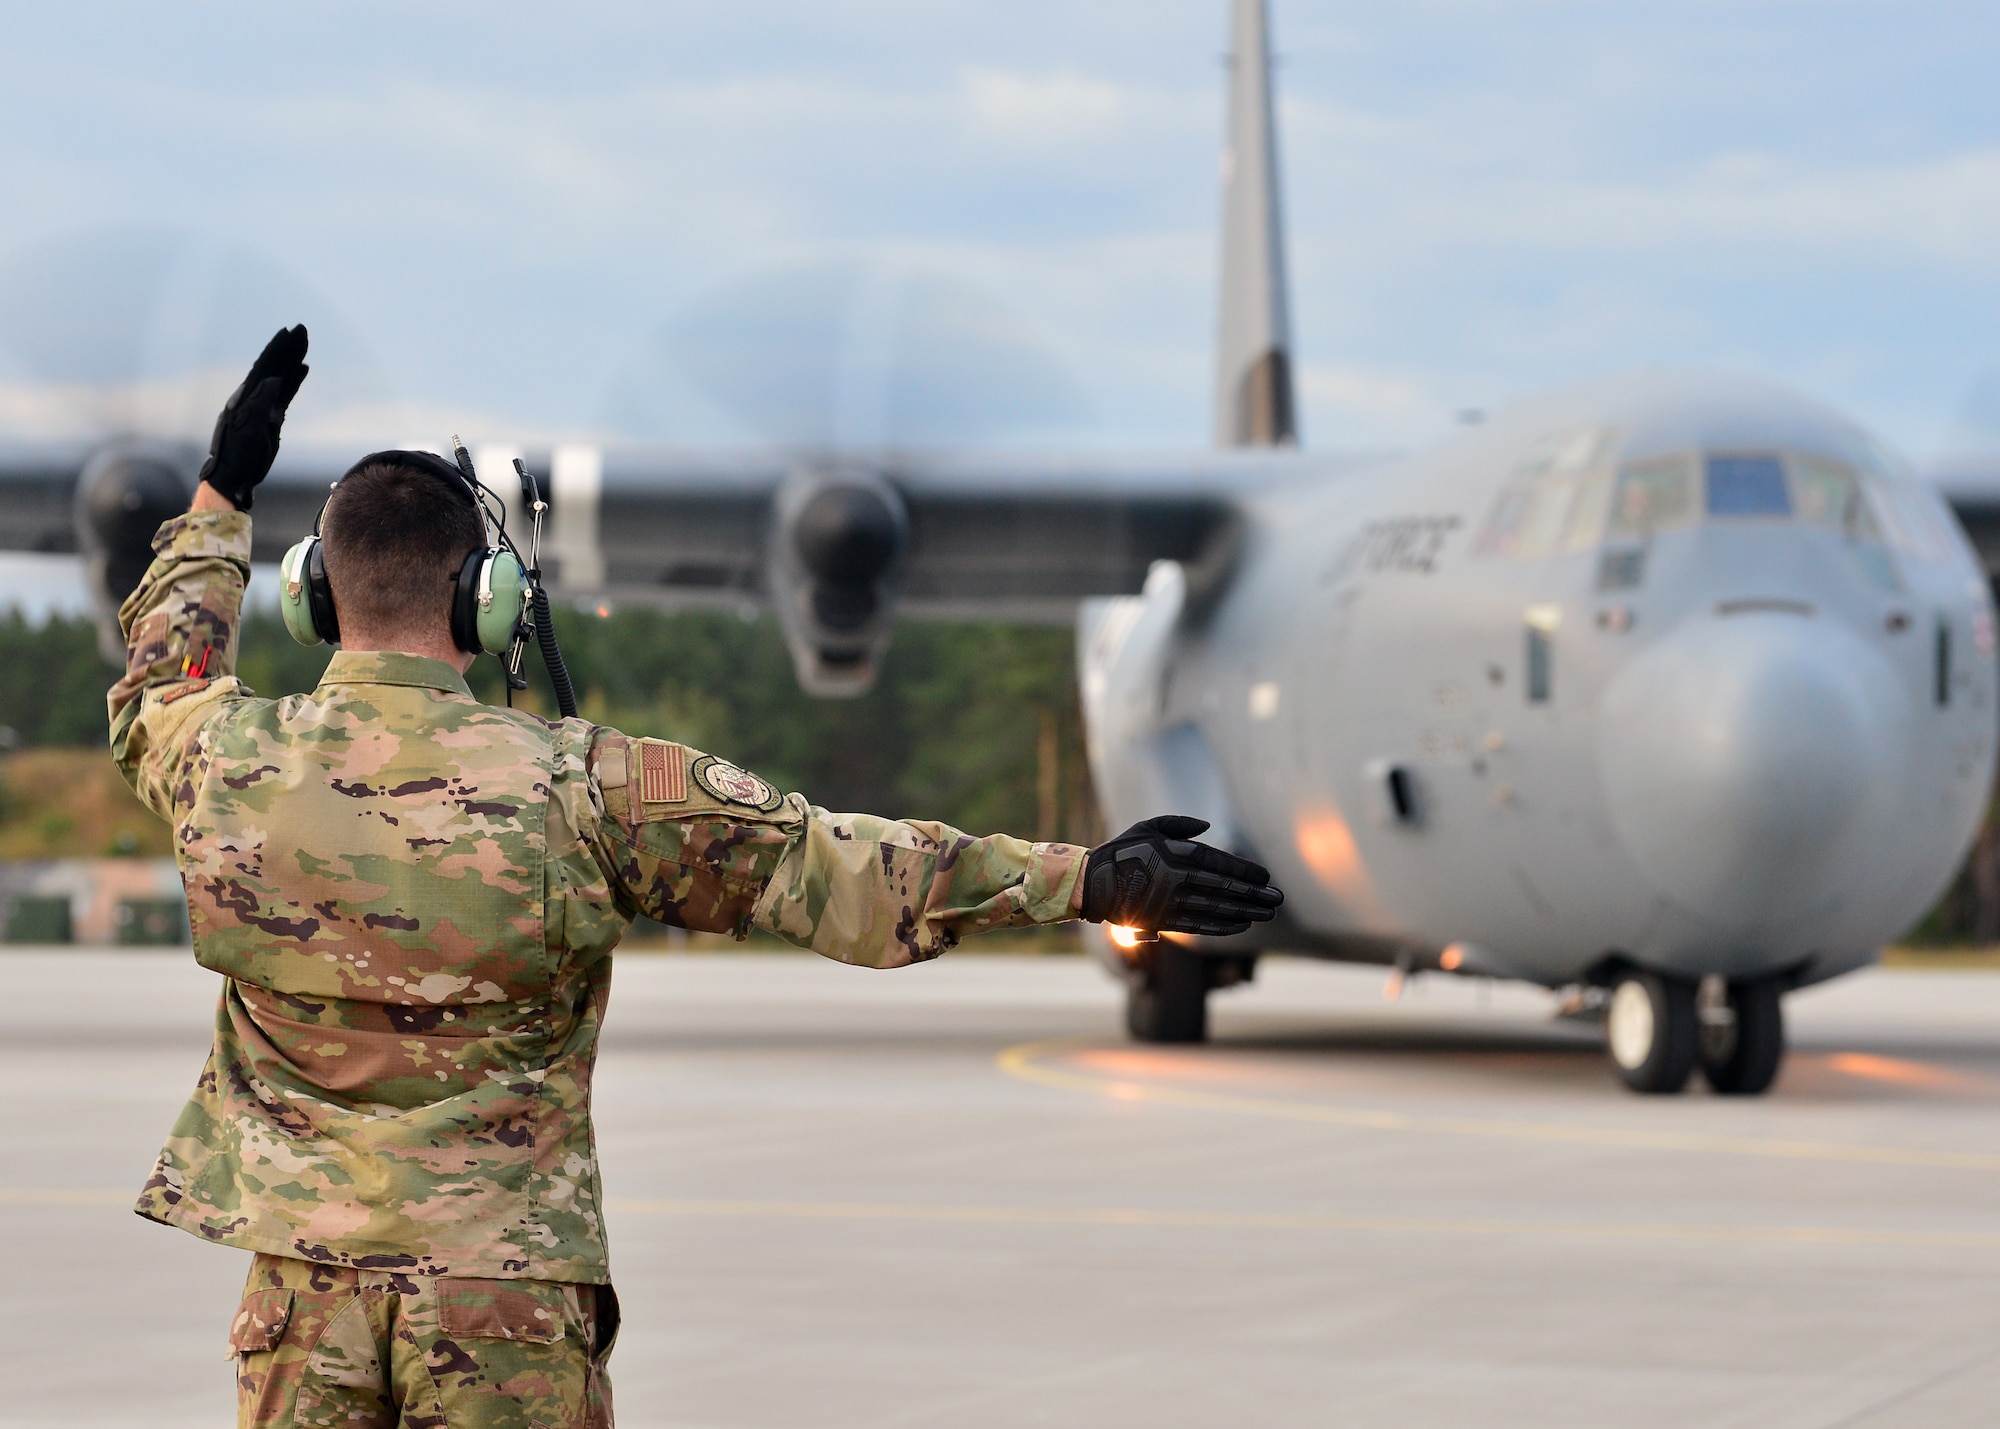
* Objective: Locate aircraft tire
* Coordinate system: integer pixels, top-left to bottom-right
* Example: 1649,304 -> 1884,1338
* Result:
1606,970 -> 1698,1094
1700,977 -> 1785,1096
1126,947 -> 1208,1043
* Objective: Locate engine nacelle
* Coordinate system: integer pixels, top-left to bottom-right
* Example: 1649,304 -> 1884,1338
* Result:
75,444 -> 195,663
770,470 -> 908,696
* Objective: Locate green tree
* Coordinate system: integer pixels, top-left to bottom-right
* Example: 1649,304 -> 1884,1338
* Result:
0,602 -> 1098,841
0,612 -> 116,748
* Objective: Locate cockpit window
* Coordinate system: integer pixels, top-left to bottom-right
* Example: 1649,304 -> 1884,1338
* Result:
1706,456 -> 1790,516
1473,427 -> 1617,559
1481,435 -> 1941,598
1790,457 -> 1879,538
1604,456 -> 1698,542
1797,459 -> 1898,589
1856,444 -> 1968,560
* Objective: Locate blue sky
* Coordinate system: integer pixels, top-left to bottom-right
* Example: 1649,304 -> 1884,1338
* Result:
1,0 -> 1997,459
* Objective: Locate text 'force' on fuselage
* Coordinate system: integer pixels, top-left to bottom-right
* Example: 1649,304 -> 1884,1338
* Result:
1085,369 -> 1996,993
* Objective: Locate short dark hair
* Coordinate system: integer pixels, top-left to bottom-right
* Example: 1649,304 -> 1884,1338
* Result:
321,452 -> 488,639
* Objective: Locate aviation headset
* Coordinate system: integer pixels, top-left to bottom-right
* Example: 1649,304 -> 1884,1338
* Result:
277,448 -> 528,658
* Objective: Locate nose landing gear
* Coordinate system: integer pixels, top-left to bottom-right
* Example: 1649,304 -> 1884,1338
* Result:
1697,976 -> 1786,1095
1121,946 -> 1257,1044
1126,946 -> 1210,1042
1604,969 -> 1787,1094
1606,971 -> 1699,1093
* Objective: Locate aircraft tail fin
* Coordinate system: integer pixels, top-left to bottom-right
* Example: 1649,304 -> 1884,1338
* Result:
1213,0 -> 1298,448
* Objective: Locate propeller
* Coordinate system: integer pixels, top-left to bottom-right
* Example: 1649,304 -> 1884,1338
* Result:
0,226 -> 391,649
603,256 -> 1093,450
0,226 -> 386,446
597,256 -> 1097,696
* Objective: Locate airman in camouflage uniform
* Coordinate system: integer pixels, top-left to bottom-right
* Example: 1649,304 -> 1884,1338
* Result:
111,329 -> 1279,1428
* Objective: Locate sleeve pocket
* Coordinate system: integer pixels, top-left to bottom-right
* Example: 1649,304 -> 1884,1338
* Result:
228,1287 -> 293,1354
438,1278 -> 570,1345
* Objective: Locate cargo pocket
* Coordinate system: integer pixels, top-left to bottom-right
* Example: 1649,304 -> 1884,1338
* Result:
425,1279 -> 587,1428
295,1292 -> 396,1427
438,1278 -> 570,1344
228,1287 -> 293,1355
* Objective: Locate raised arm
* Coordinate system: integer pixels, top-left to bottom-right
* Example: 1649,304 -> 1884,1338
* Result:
107,510 -> 254,817
106,325 -> 309,819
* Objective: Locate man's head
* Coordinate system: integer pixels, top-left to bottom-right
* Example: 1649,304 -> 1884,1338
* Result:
321,451 -> 488,665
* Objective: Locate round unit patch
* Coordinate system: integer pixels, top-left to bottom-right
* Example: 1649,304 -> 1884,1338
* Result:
691,755 -> 784,812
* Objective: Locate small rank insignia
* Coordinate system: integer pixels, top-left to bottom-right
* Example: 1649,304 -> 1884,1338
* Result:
691,755 -> 784,811
637,739 -> 688,804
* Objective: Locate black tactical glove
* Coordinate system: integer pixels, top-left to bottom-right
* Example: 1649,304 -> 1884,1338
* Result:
196,324 -> 310,511
1079,815 -> 1283,938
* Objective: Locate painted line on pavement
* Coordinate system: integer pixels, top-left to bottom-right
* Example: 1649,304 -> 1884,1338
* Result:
7,1187 -> 1991,1251
602,1195 -> 2000,1250
1819,1051 -> 1991,1092
995,1037 -> 2000,1173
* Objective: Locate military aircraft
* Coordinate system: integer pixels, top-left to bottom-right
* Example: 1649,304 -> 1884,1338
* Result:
0,0 -> 1993,1094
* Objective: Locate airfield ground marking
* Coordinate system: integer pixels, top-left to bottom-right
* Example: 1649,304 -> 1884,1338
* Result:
3,1185 -> 1997,1249
1819,1051 -> 1991,1092
995,1037 -> 2000,1173
598,1198 -> 2000,1250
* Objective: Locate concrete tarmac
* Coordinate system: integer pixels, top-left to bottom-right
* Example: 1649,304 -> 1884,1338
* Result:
3,948 -> 1999,1428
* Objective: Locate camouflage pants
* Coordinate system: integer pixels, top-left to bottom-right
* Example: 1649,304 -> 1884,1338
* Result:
229,1252 -> 617,1428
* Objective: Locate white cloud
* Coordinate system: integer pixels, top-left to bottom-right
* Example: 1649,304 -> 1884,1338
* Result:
1290,363 -> 1453,449
0,372 -> 234,442
1,0 -> 1998,460
1298,363 -> 1438,421
959,69 -> 1132,149
1441,148 -> 2000,269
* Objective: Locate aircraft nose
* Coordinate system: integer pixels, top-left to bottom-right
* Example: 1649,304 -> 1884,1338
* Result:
1596,611 -> 1906,929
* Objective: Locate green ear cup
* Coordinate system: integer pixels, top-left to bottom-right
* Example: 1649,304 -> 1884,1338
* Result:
473,548 -> 528,655
279,538 -> 326,646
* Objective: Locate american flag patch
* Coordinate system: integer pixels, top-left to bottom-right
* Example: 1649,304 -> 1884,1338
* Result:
638,739 -> 687,804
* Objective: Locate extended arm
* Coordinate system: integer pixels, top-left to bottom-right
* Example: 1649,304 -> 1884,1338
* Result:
586,732 -> 1084,967
756,808 -> 1082,965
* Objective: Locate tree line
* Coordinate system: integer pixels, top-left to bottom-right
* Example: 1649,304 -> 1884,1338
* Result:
0,604 -> 1100,846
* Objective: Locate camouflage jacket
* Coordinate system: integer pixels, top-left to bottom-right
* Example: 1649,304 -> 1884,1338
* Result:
109,510 -> 1085,1282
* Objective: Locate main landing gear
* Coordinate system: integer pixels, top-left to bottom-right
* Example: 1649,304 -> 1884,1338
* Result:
1123,946 -> 1256,1044
1605,969 -> 1786,1095
1127,945 -> 1209,1042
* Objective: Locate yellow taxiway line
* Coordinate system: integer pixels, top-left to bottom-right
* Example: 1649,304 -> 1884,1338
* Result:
596,1196 -> 2000,1251
4,1187 -> 1995,1251
994,1037 -> 2000,1173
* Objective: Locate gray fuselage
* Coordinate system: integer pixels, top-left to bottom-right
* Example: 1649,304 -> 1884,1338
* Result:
1094,372 -> 1997,989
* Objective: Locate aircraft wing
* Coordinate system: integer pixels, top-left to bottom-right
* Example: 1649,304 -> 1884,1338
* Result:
0,438 -> 1330,694
587,452 -> 1249,622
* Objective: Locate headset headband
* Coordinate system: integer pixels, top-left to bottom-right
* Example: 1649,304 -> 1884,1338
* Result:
318,450 -> 486,536
342,449 -> 479,496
